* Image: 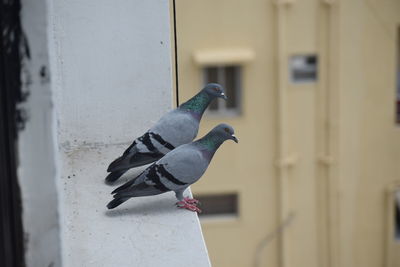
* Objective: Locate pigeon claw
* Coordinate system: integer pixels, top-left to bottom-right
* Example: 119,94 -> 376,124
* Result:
183,197 -> 200,205
176,200 -> 202,213
178,203 -> 202,213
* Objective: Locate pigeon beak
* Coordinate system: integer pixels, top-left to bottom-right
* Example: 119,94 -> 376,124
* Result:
221,93 -> 228,100
231,134 -> 238,143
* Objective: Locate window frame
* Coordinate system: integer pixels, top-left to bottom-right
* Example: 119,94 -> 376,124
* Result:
385,184 -> 400,267
202,65 -> 243,117
195,192 -> 240,221
395,190 -> 400,241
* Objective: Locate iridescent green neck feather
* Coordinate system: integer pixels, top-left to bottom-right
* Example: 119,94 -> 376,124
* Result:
179,91 -> 213,115
197,132 -> 224,151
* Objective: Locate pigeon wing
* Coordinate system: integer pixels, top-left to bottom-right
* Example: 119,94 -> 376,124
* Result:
142,144 -> 210,192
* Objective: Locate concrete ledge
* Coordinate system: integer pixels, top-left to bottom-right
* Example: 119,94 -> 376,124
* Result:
61,144 -> 210,267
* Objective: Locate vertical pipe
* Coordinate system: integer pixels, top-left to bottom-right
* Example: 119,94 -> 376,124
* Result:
316,2 -> 330,267
317,1 -> 340,267
274,1 -> 292,267
326,1 -> 340,266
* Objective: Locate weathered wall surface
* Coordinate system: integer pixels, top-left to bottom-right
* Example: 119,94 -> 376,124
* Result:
17,0 -> 210,266
18,0 -> 62,266
48,0 -> 210,266
50,0 -> 173,147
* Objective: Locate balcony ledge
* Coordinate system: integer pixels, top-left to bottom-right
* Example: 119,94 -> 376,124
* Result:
60,143 -> 210,267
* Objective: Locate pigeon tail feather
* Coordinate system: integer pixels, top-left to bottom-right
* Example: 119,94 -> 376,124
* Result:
105,170 -> 127,183
114,183 -> 167,199
107,152 -> 163,173
107,155 -> 127,172
111,174 -> 141,194
107,197 -> 130,209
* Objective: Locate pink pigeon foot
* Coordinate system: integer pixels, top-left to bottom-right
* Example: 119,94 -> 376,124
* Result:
183,197 -> 200,205
176,201 -> 202,213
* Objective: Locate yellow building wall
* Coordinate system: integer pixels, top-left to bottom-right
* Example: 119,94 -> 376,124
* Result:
175,1 -> 279,266
173,0 -> 400,266
337,1 -> 400,267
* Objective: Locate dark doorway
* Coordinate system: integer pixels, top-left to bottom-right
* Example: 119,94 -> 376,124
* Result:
0,0 -> 26,266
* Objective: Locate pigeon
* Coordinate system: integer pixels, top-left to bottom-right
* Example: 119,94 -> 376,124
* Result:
106,123 -> 238,212
105,83 -> 227,183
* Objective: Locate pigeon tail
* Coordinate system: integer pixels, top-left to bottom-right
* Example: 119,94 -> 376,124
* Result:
107,155 -> 129,172
105,170 -> 127,183
114,183 -> 168,199
107,197 -> 130,209
106,184 -> 167,209
111,174 -> 141,194
107,152 -> 163,173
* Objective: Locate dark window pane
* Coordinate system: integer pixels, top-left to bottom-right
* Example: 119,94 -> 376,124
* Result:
225,66 -> 239,109
195,193 -> 238,217
204,67 -> 218,83
204,67 -> 219,110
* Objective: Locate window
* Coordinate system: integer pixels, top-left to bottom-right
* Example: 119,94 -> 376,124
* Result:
386,187 -> 400,265
203,66 -> 241,115
290,55 -> 318,83
396,27 -> 400,124
194,193 -> 238,218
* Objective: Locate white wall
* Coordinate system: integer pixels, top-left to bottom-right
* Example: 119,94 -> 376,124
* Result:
48,1 -> 210,266
51,0 -> 173,147
18,0 -> 210,266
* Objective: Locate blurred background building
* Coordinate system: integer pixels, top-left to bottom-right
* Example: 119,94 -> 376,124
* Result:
2,0 -> 400,266
174,0 -> 400,266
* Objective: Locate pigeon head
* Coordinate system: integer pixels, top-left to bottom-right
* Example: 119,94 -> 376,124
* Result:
202,83 -> 227,100
178,83 -> 227,117
211,123 -> 238,143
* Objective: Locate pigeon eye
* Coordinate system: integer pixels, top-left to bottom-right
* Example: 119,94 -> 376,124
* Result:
224,128 -> 230,133
213,87 -> 219,91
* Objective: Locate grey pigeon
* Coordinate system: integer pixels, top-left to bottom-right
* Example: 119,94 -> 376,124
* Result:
106,123 -> 238,212
105,83 -> 227,183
